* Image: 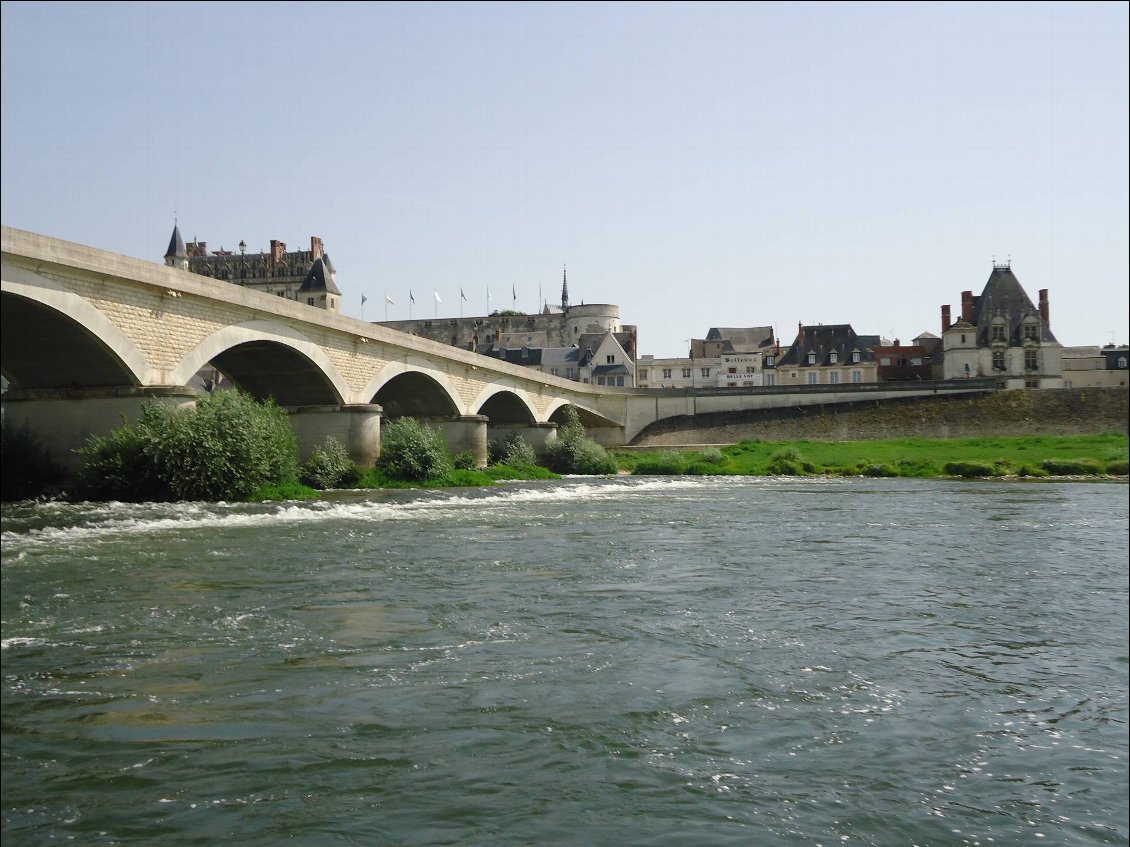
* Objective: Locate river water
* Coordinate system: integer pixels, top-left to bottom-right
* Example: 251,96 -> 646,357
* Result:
2,477 -> 1127,846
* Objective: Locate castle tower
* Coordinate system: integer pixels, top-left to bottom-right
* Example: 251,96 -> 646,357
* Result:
561,265 -> 569,310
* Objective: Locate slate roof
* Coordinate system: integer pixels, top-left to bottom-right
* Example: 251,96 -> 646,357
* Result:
299,256 -> 342,296
165,224 -> 186,260
705,326 -> 776,352
969,265 -> 1056,345
776,324 -> 876,367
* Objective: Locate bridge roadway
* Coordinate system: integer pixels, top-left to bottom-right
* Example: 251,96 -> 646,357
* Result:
2,226 -> 995,473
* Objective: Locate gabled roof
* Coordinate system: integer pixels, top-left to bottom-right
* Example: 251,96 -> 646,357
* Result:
299,257 -> 342,296
705,326 -> 776,351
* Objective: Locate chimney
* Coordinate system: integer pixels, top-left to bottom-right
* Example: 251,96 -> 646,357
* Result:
310,236 -> 323,260
797,321 -> 805,345
942,305 -> 952,332
1039,289 -> 1049,325
961,290 -> 974,322
270,240 -> 286,263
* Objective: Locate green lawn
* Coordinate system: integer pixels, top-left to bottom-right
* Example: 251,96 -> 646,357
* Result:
615,434 -> 1129,479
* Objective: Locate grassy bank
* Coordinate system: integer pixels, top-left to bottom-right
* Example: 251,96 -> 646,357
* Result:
615,434 -> 1129,479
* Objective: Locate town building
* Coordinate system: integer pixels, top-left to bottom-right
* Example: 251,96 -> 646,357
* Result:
637,326 -> 777,389
163,225 -> 341,313
1061,344 -> 1129,388
939,261 -> 1062,387
773,323 -> 881,386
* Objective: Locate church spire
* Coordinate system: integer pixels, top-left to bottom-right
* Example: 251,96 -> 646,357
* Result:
561,264 -> 569,310
164,223 -> 188,270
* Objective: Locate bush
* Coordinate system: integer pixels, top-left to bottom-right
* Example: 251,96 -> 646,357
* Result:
631,451 -> 687,475
453,450 -> 478,470
489,434 -> 536,469
543,407 -> 617,475
767,447 -> 807,476
1039,458 -> 1107,476
1,419 -> 65,501
378,418 -> 453,481
943,460 -> 1001,478
301,436 -> 360,489
1107,459 -> 1129,475
77,391 -> 301,502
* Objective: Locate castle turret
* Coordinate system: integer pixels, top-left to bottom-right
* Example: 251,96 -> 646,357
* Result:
561,265 -> 570,310
164,224 -> 188,270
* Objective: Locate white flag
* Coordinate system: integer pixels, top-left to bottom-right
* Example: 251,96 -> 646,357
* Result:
385,294 -> 394,305
434,290 -> 442,303
361,294 -> 368,305
410,290 -> 415,303
460,288 -> 467,302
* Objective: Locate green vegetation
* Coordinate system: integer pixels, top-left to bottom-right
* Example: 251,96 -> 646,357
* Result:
78,390 -> 302,502
542,406 -> 619,475
1,418 -> 65,501
376,417 -> 455,482
300,436 -> 361,490
614,434 -> 1128,480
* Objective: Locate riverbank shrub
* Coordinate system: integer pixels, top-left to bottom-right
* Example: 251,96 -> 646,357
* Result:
1,419 -> 65,501
767,447 -> 808,476
542,406 -> 618,475
1039,458 -> 1107,476
301,436 -> 360,490
377,418 -> 453,481
943,460 -> 1002,478
78,391 -> 301,501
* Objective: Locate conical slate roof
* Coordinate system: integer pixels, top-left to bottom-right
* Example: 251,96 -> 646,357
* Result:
299,256 -> 342,296
165,224 -> 186,260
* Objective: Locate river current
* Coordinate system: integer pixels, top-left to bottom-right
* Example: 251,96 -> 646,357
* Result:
2,477 -> 1127,846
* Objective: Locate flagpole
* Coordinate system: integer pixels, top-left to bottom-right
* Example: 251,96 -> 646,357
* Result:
361,294 -> 366,321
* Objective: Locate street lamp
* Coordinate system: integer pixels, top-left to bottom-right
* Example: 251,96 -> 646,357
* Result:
239,240 -> 247,284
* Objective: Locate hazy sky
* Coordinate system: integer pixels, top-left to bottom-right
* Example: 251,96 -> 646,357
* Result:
2,1 -> 1127,356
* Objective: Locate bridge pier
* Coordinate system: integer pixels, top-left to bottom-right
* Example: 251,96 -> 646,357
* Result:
289,404 -> 383,468
2,386 -> 198,476
488,421 -> 559,459
423,415 -> 489,469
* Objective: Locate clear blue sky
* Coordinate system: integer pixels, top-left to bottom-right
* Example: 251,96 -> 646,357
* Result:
3,1 -> 1127,356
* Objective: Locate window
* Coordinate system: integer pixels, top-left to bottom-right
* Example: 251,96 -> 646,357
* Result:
765,373 -> 776,386
606,354 -> 615,364
830,371 -> 840,384
701,368 -> 710,378
745,366 -> 755,373
880,356 -> 892,366
1025,379 -> 1039,389
597,377 -> 606,385
992,351 -> 1005,371
639,369 -> 649,379
1023,323 -> 1039,341
851,370 -> 862,383
682,368 -> 692,379
991,325 -> 1007,342
852,351 -> 860,363
616,376 -> 624,386
829,352 -> 838,364
550,368 -> 558,376
662,368 -> 672,379
1025,350 -> 1038,371
808,372 -> 818,384
765,355 -> 775,367
1119,357 -> 1128,369
307,297 -> 315,305
728,367 -> 737,374
807,353 -> 816,365
911,357 -> 922,366
961,334 -> 966,344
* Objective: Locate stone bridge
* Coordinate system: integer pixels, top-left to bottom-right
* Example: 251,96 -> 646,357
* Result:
2,226 -> 995,473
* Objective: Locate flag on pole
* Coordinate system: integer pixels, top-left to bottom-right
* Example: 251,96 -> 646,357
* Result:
361,294 -> 368,305
434,290 -> 442,303
385,294 -> 394,305
460,289 -> 467,302
410,290 -> 415,303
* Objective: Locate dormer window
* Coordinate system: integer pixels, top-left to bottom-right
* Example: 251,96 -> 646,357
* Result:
765,355 -> 775,368
807,352 -> 816,365
852,351 -> 860,363
829,352 -> 838,364
1023,323 -> 1039,341
991,324 -> 1007,342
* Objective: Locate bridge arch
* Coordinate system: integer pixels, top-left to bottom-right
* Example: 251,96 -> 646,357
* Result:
173,320 -> 349,405
472,387 -> 538,423
545,397 -> 622,429
359,361 -> 463,417
1,265 -> 151,388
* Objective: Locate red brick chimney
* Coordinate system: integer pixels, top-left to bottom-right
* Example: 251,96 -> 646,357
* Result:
1038,289 -> 1049,325
961,290 -> 974,322
269,240 -> 286,263
942,305 -> 951,332
797,321 -> 805,346
310,236 -> 324,260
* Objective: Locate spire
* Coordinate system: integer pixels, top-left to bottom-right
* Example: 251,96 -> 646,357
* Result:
164,223 -> 187,270
561,264 -> 570,310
